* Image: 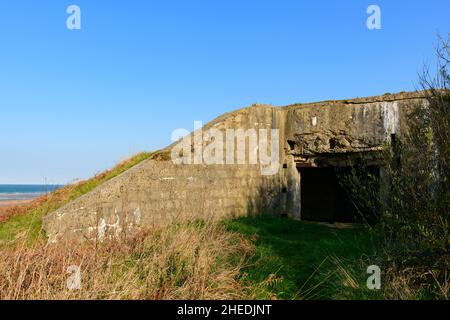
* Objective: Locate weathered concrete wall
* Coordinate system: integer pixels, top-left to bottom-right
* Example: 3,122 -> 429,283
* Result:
43,160 -> 283,243
284,95 -> 419,159
43,92 -> 426,242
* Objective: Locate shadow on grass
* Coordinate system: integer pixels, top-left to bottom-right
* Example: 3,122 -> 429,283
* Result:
225,215 -> 379,300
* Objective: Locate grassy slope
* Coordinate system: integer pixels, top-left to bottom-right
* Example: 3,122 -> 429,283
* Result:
225,215 -> 381,299
0,152 -> 154,245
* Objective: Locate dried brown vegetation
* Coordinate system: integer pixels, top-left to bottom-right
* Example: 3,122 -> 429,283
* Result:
0,219 -> 256,300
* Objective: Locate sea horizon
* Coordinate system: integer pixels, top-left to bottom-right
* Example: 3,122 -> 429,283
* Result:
0,184 -> 64,201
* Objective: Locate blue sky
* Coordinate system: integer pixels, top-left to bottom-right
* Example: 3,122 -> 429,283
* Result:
0,0 -> 449,184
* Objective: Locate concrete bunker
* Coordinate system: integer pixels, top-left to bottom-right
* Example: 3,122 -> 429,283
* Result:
42,92 -> 425,243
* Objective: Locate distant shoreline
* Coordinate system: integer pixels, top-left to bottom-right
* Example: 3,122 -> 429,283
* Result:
0,185 -> 63,220
0,184 -> 63,202
0,199 -> 33,208
0,193 -> 46,201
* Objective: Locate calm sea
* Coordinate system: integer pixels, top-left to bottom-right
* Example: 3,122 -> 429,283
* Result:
0,185 -> 63,201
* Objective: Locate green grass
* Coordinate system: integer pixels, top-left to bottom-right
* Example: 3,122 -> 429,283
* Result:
225,215 -> 381,300
0,152 -> 154,245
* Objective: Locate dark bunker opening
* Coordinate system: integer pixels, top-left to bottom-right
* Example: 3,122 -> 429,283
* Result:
299,166 -> 379,223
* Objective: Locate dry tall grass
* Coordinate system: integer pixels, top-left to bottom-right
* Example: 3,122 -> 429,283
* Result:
0,219 -> 256,300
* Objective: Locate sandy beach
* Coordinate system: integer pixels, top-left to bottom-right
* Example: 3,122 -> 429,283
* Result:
0,199 -> 33,208
0,200 -> 33,220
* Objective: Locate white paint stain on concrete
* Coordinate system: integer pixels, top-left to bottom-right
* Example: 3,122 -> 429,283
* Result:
134,207 -> 141,225
97,218 -> 106,241
362,104 -> 369,119
381,101 -> 399,136
97,210 -> 122,241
